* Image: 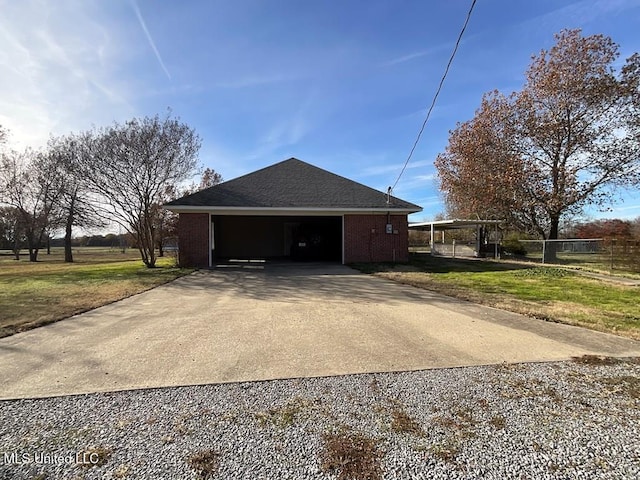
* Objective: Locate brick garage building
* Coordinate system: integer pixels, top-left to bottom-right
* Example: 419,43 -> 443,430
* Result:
164,158 -> 422,267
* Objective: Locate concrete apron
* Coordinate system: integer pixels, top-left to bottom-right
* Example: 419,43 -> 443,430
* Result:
1,264 -> 639,400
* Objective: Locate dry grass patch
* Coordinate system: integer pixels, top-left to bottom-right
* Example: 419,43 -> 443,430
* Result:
489,415 -> 506,429
255,397 -> 311,428
433,407 -> 476,433
429,440 -> 460,463
390,408 -> 423,436
320,432 -> 383,480
601,376 -> 640,399
186,449 -> 220,479
0,248 -> 191,337
572,355 -> 621,366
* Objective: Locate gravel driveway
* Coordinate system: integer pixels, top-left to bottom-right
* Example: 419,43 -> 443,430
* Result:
1,358 -> 638,479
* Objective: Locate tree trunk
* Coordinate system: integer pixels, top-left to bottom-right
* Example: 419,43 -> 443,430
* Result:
143,216 -> 157,267
26,232 -> 38,262
46,235 -> 51,255
64,200 -> 74,262
12,235 -> 20,261
544,215 -> 560,263
64,218 -> 73,262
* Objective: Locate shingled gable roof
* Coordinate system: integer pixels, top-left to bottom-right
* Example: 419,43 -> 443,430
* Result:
165,158 -> 422,212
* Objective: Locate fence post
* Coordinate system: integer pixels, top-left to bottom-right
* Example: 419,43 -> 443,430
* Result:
541,240 -> 546,264
610,238 -> 615,274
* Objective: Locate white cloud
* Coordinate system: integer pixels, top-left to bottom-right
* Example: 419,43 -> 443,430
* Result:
0,1 -> 135,148
131,0 -> 171,80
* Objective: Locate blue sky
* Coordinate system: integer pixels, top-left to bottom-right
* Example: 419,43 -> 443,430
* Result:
1,0 -> 639,222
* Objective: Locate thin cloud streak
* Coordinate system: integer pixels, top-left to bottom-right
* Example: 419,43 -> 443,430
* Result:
362,160 -> 432,176
131,0 -> 171,80
516,0 -> 640,35
213,74 -> 301,89
380,43 -> 451,67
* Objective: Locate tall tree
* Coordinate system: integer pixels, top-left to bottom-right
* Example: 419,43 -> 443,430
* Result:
0,149 -> 64,261
79,112 -> 201,268
435,92 -> 534,231
0,206 -> 24,260
436,30 -> 640,256
47,135 -> 105,262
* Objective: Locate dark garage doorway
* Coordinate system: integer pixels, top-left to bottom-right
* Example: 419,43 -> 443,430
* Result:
213,215 -> 342,262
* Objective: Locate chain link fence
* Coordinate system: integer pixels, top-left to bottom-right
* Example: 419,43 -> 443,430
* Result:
511,238 -> 640,273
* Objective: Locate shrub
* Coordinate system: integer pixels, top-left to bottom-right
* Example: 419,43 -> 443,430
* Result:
503,235 -> 527,256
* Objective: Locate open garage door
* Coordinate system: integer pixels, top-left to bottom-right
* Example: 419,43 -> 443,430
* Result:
212,215 -> 342,262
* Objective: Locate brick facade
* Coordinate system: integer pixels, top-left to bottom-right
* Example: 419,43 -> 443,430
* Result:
177,213 -> 209,268
343,214 -> 409,263
177,212 -> 409,267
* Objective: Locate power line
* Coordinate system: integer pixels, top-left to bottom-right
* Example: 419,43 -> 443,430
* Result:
391,0 -> 477,192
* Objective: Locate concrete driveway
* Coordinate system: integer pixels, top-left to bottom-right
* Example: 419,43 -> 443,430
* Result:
1,263 -> 639,399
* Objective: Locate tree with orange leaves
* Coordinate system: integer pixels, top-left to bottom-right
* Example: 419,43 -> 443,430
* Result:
436,30 -> 640,252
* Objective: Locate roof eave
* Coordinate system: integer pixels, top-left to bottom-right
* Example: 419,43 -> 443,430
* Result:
163,205 -> 422,215
409,219 -> 503,230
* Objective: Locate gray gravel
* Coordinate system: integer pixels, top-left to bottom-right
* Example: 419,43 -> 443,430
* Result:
1,359 -> 639,480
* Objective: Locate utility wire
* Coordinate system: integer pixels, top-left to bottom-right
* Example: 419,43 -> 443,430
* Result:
391,0 -> 477,192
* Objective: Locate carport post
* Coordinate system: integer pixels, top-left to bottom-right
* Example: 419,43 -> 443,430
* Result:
430,223 -> 434,255
208,214 -> 213,268
341,215 -> 345,264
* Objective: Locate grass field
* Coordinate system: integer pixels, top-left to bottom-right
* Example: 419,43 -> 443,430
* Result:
0,247 -> 192,338
354,254 -> 640,340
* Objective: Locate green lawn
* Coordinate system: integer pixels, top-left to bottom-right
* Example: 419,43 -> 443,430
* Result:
0,247 -> 192,338
353,254 -> 640,340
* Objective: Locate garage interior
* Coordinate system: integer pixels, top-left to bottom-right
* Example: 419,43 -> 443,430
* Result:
212,215 -> 342,262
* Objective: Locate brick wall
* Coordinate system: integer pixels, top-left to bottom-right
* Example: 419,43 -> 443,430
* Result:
344,214 -> 409,263
177,213 -> 209,267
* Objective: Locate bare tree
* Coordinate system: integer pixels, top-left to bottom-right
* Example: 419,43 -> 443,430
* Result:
0,149 -> 64,261
0,206 -> 24,260
436,30 -> 640,261
47,135 -> 105,262
79,112 -> 201,268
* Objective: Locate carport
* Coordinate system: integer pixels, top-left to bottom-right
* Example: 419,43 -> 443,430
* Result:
410,219 -> 503,258
165,158 -> 422,267
213,214 -> 342,261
